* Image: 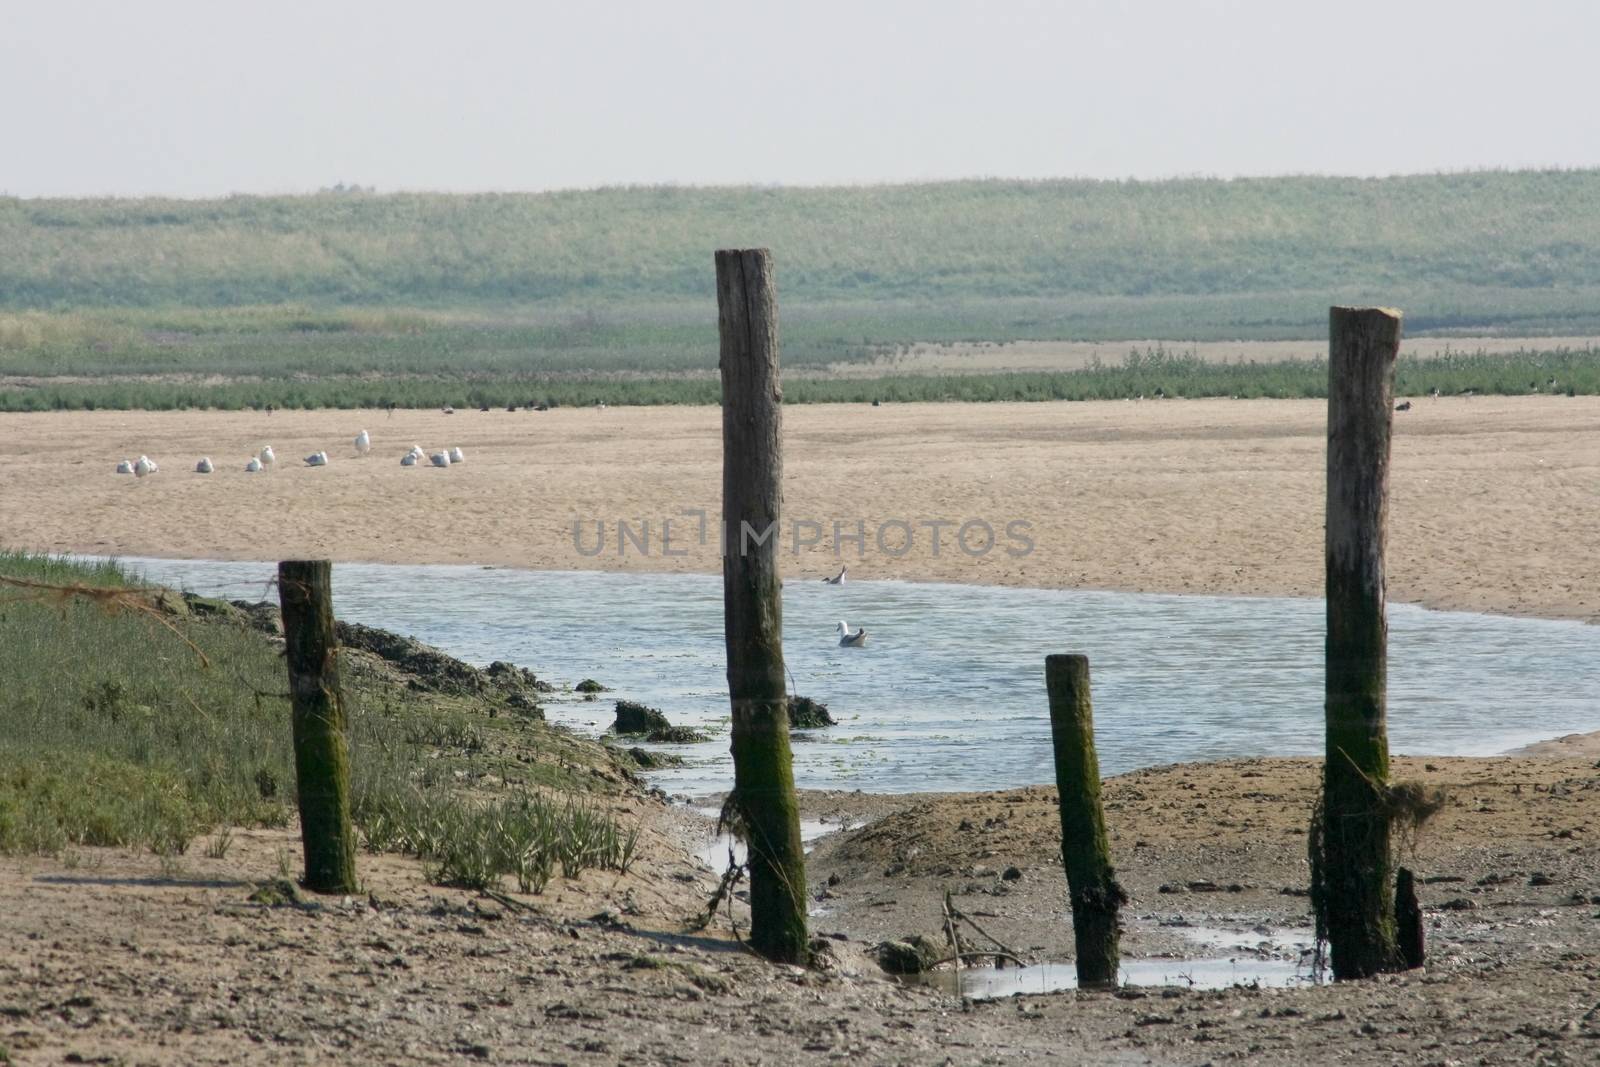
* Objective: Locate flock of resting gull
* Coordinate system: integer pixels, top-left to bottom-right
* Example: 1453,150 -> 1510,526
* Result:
112,431 -> 871,647
112,429 -> 467,479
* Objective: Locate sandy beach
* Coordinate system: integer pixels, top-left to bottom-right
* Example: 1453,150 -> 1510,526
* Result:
4,394 -> 1599,621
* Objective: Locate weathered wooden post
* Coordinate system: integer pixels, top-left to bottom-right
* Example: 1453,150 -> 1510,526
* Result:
715,247 -> 808,964
1321,306 -> 1403,979
1395,867 -> 1424,970
1045,654 -> 1124,987
277,559 -> 358,894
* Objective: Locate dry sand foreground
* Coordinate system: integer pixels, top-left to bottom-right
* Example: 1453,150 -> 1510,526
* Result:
3,395 -> 1599,621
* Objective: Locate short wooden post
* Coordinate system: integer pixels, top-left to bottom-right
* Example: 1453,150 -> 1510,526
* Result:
277,559 -> 358,894
1321,306 -> 1403,979
715,248 -> 808,964
1045,654 -> 1124,987
1395,867 -> 1424,970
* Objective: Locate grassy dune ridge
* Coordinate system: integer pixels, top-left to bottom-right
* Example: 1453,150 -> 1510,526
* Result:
9,171 -> 1600,309
4,170 -> 1600,407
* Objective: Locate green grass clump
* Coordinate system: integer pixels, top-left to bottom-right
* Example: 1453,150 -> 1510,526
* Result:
356,786 -> 640,893
0,754 -> 201,855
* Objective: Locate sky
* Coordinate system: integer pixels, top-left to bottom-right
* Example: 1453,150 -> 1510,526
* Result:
5,0 -> 1599,198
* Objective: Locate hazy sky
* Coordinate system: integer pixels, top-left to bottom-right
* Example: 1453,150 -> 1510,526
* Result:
5,0 -> 1598,198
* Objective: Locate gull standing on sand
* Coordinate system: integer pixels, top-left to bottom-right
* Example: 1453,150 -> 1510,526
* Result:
245,457 -> 263,472
430,450 -> 452,467
133,455 -> 155,478
355,429 -> 371,455
400,451 -> 419,466
195,457 -> 214,474
259,445 -> 276,467
823,565 -> 847,585
448,446 -> 464,464
115,459 -> 134,474
836,620 -> 867,647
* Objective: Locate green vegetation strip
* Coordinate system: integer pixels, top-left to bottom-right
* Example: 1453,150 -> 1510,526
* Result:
4,347 -> 1597,411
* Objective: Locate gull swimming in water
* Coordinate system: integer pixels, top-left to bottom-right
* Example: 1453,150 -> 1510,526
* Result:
823,565 -> 847,585
836,620 -> 867,647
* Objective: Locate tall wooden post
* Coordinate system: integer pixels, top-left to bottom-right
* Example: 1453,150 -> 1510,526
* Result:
715,248 -> 808,964
1321,306 -> 1403,979
1045,654 -> 1124,987
277,559 -> 358,894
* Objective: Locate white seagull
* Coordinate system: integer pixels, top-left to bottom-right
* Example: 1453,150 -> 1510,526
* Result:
354,429 -> 371,455
400,451 -> 419,466
133,455 -> 155,478
115,459 -> 134,475
823,565 -> 847,585
429,450 -> 452,467
259,445 -> 276,467
448,446 -> 464,464
195,457 -> 214,474
245,457 -> 263,472
836,620 -> 867,647
304,451 -> 329,467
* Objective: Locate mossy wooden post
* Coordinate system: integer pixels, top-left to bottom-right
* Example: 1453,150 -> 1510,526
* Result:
1045,654 -> 1124,987
715,247 -> 808,964
1395,867 -> 1424,970
1322,306 -> 1403,979
277,559 -> 358,894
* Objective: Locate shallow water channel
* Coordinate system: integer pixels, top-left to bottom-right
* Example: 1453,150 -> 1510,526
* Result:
123,558 -> 1599,796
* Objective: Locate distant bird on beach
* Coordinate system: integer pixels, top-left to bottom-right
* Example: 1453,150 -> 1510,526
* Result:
448,446 -> 465,464
245,457 -> 263,472
133,455 -> 155,478
354,429 -> 371,455
259,445 -> 276,467
442,405 -> 455,415
836,620 -> 867,647
195,457 -> 214,474
115,459 -> 134,475
304,451 -> 329,467
1395,400 -> 1412,412
823,565 -> 847,585
430,450 -> 452,467
401,451 -> 419,466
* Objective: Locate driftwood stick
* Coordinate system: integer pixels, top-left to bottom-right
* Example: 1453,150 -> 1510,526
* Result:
929,951 -> 1028,969
949,904 -> 1026,962
942,890 -> 963,981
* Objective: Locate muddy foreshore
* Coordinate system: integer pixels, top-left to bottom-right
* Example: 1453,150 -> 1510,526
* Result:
4,606 -> 1599,1064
